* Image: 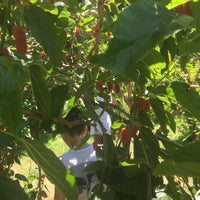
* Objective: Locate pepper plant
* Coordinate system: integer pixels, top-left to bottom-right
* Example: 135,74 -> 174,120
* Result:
0,0 -> 200,199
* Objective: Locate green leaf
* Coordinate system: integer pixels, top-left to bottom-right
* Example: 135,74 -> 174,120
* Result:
20,138 -> 78,200
29,65 -> 51,119
111,121 -> 123,129
191,1 -> 200,31
75,81 -> 94,102
160,37 -> 178,67
15,174 -> 28,182
140,127 -> 160,167
62,0 -> 79,11
142,49 -> 165,69
119,163 -> 141,178
98,0 -> 193,74
103,134 -> 118,166
154,159 -> 200,177
171,141 -> 200,162
166,0 -> 191,9
171,82 -> 200,121
179,33 -> 200,56
0,177 -> 29,200
0,132 -> 14,148
57,7 -> 70,27
165,177 -> 186,200
166,111 -> 176,133
50,85 -> 69,117
0,68 -> 22,133
23,4 -> 66,66
138,110 -> 153,129
149,97 -> 168,133
154,142 -> 200,176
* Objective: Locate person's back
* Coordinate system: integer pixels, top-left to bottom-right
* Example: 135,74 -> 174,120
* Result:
54,107 -> 98,200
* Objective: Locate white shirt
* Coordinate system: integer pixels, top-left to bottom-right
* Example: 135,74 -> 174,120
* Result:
60,144 -> 98,200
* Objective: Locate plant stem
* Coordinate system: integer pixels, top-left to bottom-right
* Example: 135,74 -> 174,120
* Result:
182,177 -> 196,200
90,0 -> 104,55
155,134 -> 183,148
139,138 -> 152,199
37,166 -> 42,200
37,131 -> 42,200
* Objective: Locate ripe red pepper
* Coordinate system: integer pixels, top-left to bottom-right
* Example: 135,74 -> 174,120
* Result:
2,46 -> 10,57
138,97 -> 146,111
177,1 -> 192,16
114,83 -> 120,94
75,27 -> 81,35
97,81 -> 103,92
138,97 -> 150,112
40,51 -> 47,60
12,26 -> 27,54
144,100 -> 150,112
107,81 -> 113,92
129,124 -> 139,137
94,23 -> 100,32
120,127 -> 130,143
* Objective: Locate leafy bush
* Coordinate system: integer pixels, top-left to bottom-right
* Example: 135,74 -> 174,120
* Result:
0,0 -> 200,199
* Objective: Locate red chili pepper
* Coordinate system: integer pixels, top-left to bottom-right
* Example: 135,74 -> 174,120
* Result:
144,100 -> 150,112
138,97 -> 146,111
129,124 -> 139,137
94,23 -> 100,32
12,26 -> 27,54
107,81 -> 113,92
177,1 -> 192,16
97,81 -> 103,92
120,127 -> 131,143
114,83 -> 120,94
138,97 -> 151,112
75,27 -> 81,35
2,46 -> 10,57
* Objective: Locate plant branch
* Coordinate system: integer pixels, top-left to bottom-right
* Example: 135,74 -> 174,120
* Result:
90,0 -> 104,55
155,134 -> 183,148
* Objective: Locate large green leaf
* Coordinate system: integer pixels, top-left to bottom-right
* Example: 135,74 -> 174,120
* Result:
50,85 -> 69,117
153,142 -> 200,176
98,0 -> 193,75
20,138 -> 78,200
140,127 -> 160,167
0,67 -> 22,133
171,82 -> 200,121
171,141 -> 200,162
154,159 -> 200,177
0,177 -> 30,200
29,65 -> 51,119
23,4 -> 66,66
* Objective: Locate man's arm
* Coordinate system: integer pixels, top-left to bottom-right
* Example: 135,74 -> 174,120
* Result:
54,187 -> 65,200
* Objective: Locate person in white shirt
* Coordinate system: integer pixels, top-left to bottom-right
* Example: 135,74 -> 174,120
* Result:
54,107 -> 98,200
